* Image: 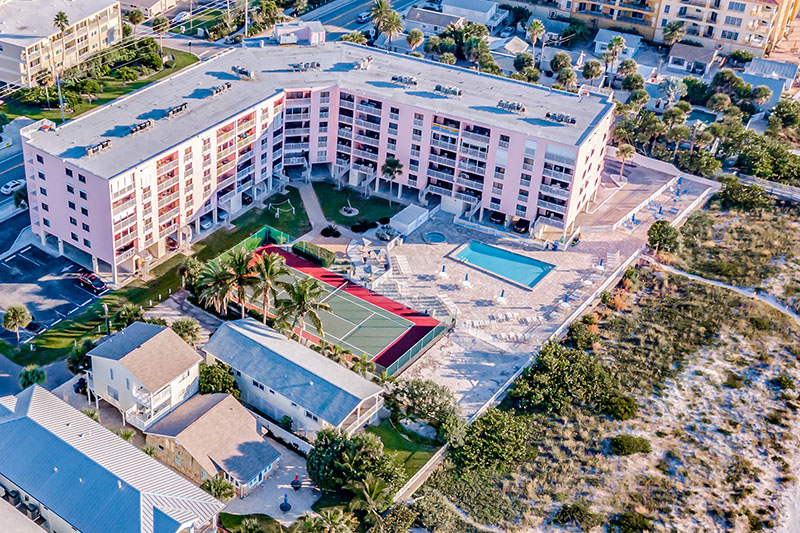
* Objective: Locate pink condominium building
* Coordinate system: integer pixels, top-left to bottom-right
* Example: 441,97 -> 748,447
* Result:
21,43 -> 614,283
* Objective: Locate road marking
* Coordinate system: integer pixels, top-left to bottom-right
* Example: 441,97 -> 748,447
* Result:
199,50 -> 211,57
19,245 -> 30,255
51,319 -> 62,327
69,307 -> 79,314
18,253 -> 42,266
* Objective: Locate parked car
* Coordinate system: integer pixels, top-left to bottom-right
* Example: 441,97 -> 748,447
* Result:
199,215 -> 213,230
499,26 -> 515,38
173,11 -> 189,23
356,11 -> 371,23
513,218 -> 530,234
0,179 -> 25,195
242,192 -> 253,206
77,272 -> 107,294
489,211 -> 505,225
166,236 -> 179,251
217,208 -> 229,222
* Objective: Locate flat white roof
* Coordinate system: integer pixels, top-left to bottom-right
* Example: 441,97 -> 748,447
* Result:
0,0 -> 118,48
26,42 -> 614,179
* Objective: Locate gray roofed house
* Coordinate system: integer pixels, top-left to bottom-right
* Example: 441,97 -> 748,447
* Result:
740,72 -> 784,111
745,58 -> 799,91
667,44 -> 718,77
203,319 -> 384,437
0,386 -> 223,533
145,393 -> 281,497
404,7 -> 465,35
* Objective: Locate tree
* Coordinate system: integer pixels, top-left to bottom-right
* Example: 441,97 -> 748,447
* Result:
347,473 -> 393,526
81,408 -> 100,421
3,305 -> 31,346
647,220 -> 680,253
406,29 -> 424,52
424,35 -> 441,57
116,66 -> 139,84
773,98 -> 800,128
662,21 -> 686,46
712,68 -> 745,96
294,0 -> 308,15
439,52 -> 457,65
550,51 -> 571,73
54,11 -> 70,35
152,16 -> 169,54
252,252 -> 291,324
302,509 -> 359,533
662,107 -> 686,126
527,19 -> 545,54
385,378 -> 460,442
439,36 -> 457,55
666,125 -> 691,158
198,260 -> 234,314
582,59 -> 603,86
123,23 -> 133,38
556,67 -> 577,89
617,58 -> 638,79
341,30 -> 367,44
607,35 -> 626,71
630,89 -> 649,107
13,185 -> 28,209
719,179 -> 773,211
463,36 -> 487,65
729,49 -> 754,64
622,73 -> 644,91
707,92 -> 731,112
380,11 -> 404,48
351,354 -> 375,376
114,303 -> 144,329
276,277 -> 331,343
225,246 -> 256,319
676,149 -> 721,177
67,338 -> 94,374
198,362 -> 240,398
381,156 -> 403,205
616,143 -> 635,181
179,256 -> 204,290
171,318 -> 201,347
751,85 -> 772,106
370,0 -> 392,40
514,52 -> 533,72
127,9 -> 144,36
116,428 -> 135,442
450,407 -> 530,470
321,341 -> 351,363
659,77 -> 687,104
201,476 -> 235,501
19,364 -> 46,389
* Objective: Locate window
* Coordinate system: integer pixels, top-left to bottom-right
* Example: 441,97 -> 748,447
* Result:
724,15 -> 742,26
65,168 -> 73,177
664,4 -> 669,12
175,454 -> 182,466
107,386 -> 119,401
37,171 -> 45,180
67,184 -> 74,194
78,174 -> 86,184
70,232 -> 78,242
68,201 -> 75,210
729,0 -> 746,10
158,444 -> 165,451
79,191 -> 87,200
125,378 -> 130,390
43,219 -> 50,227
721,30 -> 739,40
661,18 -> 667,26
80,207 -> 88,216
42,203 -> 49,212
69,217 -> 76,225
36,155 -> 43,164
39,187 -> 47,196
83,239 -> 91,248
200,470 -> 207,481
82,223 -> 89,231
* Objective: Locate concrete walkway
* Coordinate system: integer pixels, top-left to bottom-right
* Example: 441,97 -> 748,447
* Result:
143,291 -> 223,348
294,182 -> 373,244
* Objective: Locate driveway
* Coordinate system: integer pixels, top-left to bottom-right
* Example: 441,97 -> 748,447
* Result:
223,436 -> 320,526
143,290 -> 222,348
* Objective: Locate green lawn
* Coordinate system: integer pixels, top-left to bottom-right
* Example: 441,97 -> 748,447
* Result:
261,187 -> 312,240
311,182 -> 405,227
170,9 -> 225,35
2,47 -> 198,125
219,513 -> 289,533
368,419 -> 439,479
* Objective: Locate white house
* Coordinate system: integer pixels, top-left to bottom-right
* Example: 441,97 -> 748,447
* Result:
203,319 -> 384,438
594,29 -> 641,62
404,7 -> 465,36
745,57 -> 799,92
87,322 -> 202,431
441,0 -> 508,33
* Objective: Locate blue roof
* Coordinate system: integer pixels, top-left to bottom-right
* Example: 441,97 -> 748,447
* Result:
740,72 -> 784,110
204,319 -> 383,426
89,322 -> 165,360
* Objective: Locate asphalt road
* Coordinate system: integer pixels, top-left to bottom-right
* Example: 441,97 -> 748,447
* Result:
309,0 -> 422,33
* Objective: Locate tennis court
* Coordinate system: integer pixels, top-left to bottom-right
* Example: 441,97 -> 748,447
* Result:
251,245 -> 443,374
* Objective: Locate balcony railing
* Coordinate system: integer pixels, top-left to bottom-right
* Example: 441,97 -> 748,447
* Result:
618,0 -> 653,11
112,197 -> 136,216
616,15 -> 651,24
356,104 -> 382,116
352,163 -> 375,174
458,160 -> 485,174
355,119 -> 380,130
543,168 -> 574,182
429,154 -> 456,166
285,113 -> 311,121
460,146 -> 487,159
113,213 -> 137,233
158,191 -> 180,208
540,184 -> 570,199
353,148 -> 378,160
537,199 -> 568,214
112,182 -> 136,199
461,130 -> 490,143
116,247 -> 137,262
287,97 -> 312,105
544,153 -> 576,166
217,130 -> 235,143
429,184 -> 453,197
115,231 -> 137,247
538,216 -> 565,229
427,169 -> 455,182
336,143 -> 352,153
285,142 -> 309,151
284,156 -> 307,166
217,160 -> 236,174
454,191 -> 480,204
217,190 -> 236,204
285,127 -> 311,136
338,128 -> 353,138
340,100 -> 354,110
456,175 -> 484,189
354,134 -> 380,147
157,175 -> 179,190
159,206 -> 180,220
156,159 -> 179,174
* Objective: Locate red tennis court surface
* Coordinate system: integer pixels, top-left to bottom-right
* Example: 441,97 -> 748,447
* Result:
256,245 -> 442,371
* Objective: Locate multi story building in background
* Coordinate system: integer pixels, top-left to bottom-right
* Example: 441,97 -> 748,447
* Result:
570,0 -> 662,39
655,0 -> 800,55
21,42 -> 614,284
0,0 -> 123,87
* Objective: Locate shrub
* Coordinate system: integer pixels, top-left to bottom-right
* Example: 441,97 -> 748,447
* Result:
603,394 -> 639,421
320,224 -> 339,238
383,505 -> 417,533
378,216 -> 391,224
774,374 -> 796,390
609,434 -> 652,456
722,371 -> 744,389
553,502 -> 603,530
612,511 -> 654,532
292,241 -> 335,267
411,490 -> 458,531
450,407 -> 529,471
566,321 -> 599,350
199,362 -> 240,398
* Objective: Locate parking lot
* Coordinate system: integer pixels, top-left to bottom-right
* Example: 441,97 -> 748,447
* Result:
0,245 -> 104,344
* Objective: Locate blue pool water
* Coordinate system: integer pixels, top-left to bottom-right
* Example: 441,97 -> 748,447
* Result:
426,232 -> 446,243
455,241 -> 554,288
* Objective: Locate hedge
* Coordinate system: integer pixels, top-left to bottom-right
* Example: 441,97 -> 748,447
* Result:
292,241 -> 336,267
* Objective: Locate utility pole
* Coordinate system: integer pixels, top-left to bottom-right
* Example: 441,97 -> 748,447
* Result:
56,75 -> 65,123
102,303 -> 110,335
243,1 -> 249,45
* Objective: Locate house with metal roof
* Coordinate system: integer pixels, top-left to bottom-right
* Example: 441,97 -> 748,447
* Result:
441,0 -> 508,32
204,319 -> 384,437
666,44 -> 718,78
0,386 -> 223,533
145,393 -> 281,498
740,72 -> 785,111
404,7 -> 465,36
594,29 -> 642,63
87,322 -> 202,431
745,58 -> 799,92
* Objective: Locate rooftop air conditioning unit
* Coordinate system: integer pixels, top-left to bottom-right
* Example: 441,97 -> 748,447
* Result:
167,103 -> 188,118
129,119 -> 153,135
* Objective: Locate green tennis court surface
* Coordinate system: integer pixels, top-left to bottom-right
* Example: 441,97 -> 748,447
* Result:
247,268 -> 413,359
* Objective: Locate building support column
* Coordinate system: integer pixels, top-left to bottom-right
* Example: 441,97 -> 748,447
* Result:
57,238 -> 64,256
397,183 -> 403,198
111,259 -> 118,286
91,255 -> 99,274
40,231 -> 47,248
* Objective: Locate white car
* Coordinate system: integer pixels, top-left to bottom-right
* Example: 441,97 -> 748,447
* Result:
173,11 -> 189,23
0,179 -> 24,195
356,12 -> 371,23
499,26 -> 515,38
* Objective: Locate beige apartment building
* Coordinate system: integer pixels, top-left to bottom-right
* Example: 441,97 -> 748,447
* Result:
0,0 -> 123,87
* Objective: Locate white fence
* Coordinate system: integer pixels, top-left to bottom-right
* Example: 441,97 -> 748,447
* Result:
738,174 -> 800,202
250,409 -> 314,456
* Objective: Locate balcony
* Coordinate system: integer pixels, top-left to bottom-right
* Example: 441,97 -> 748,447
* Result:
158,191 -> 180,208
537,199 -> 568,214
353,148 -> 378,160
217,144 -> 235,159
217,190 -> 236,204
489,201 -> 501,210
616,15 -> 651,24
413,118 -> 424,127
538,216 -> 565,229
217,159 -> 236,174
457,175 -> 484,190
339,115 -> 354,126
285,112 -> 311,121
429,184 -> 453,197
352,163 -> 376,174
516,209 -> 528,218
540,184 -> 570,199
338,128 -> 353,138
355,119 -> 381,131
217,130 -> 235,143
113,213 -> 137,233
285,142 -> 309,151
112,197 -> 136,216
461,130 -> 490,143
354,134 -> 380,147
454,191 -> 480,204
543,168 -> 574,182
389,112 -> 399,120
238,119 -> 255,131
460,146 -> 487,159
112,182 -> 136,199
156,159 -> 179,175
458,160 -> 485,174
356,104 -> 382,116
336,143 -> 352,153
340,100 -> 355,110
320,96 -> 331,104
618,0 -> 654,11
677,10 -> 705,21
427,168 -> 455,183
284,156 -> 307,166
287,97 -> 312,105
157,175 -> 179,190
285,127 -> 311,136
544,153 -> 576,166
159,205 -> 180,221
116,247 -> 137,262
429,154 -> 456,166
115,231 -> 137,247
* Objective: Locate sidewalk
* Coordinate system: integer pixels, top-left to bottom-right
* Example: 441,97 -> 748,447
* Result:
294,182 -> 376,243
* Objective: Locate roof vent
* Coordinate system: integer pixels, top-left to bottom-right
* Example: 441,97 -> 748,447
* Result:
391,75 -> 418,87
290,61 -> 321,72
212,82 -> 232,97
498,100 -> 526,114
86,140 -> 111,156
167,103 -> 188,118
434,84 -> 462,97
545,111 -> 576,124
231,65 -> 255,79
118,480 -> 122,489
355,56 -> 373,71
129,119 -> 153,136
53,467 -> 58,472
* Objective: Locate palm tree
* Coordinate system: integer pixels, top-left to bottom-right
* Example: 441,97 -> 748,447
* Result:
36,69 -> 53,108
200,476 -> 236,501
406,29 -> 424,52
321,341 -> 351,363
13,185 -> 27,209
19,364 -> 46,389
351,354 -> 375,377
53,11 -> 70,121
658,76 -> 687,105
347,473 -> 393,527
302,509 -> 358,533
666,125 -> 691,158
225,247 -> 257,319
171,318 -> 201,347
616,143 -> 635,181
252,252 -> 292,324
370,0 -> 392,40
424,35 -> 441,57
617,58 -> 638,79
240,517 -> 259,533
340,30 -> 367,44
152,16 -> 170,54
276,277 -> 331,344
600,50 -> 615,81
127,9 -> 144,37
67,338 -> 94,374
257,0 -> 283,27
81,408 -> 100,421
115,303 -> 144,329
179,256 -> 204,289
116,428 -> 135,442
198,261 -> 235,314
582,60 -> 602,86
3,305 -> 31,345
54,11 -> 70,35
380,156 -> 403,205
440,52 -> 457,65
662,21 -> 686,47
557,67 -> 577,89
381,11 -> 404,49
607,35 -> 626,73
527,19 -> 545,58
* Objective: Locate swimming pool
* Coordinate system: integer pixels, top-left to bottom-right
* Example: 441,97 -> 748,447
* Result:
426,232 -> 446,243
454,241 -> 554,289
